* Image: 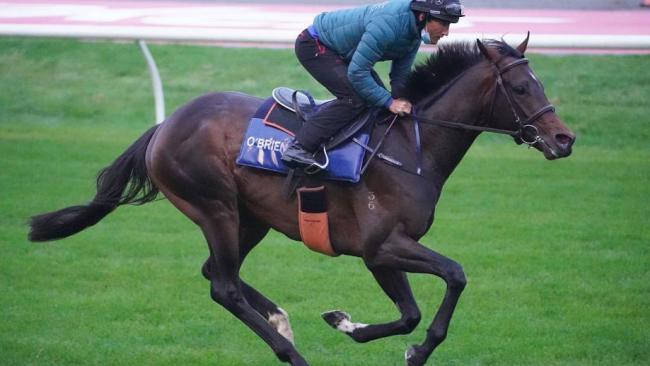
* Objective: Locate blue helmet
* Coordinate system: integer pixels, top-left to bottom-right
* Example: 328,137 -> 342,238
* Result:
410,0 -> 465,24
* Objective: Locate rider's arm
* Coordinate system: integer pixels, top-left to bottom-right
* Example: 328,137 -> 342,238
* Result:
390,47 -> 418,99
347,22 -> 393,108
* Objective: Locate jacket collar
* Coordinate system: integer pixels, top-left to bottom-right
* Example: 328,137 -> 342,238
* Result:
409,10 -> 421,36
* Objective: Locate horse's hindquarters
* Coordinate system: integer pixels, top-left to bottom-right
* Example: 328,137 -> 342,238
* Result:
146,92 -> 259,203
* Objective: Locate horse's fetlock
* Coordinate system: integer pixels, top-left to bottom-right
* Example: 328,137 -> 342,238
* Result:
405,345 -> 427,366
269,309 -> 295,344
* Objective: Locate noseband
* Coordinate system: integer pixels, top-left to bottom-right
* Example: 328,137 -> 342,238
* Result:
412,56 -> 555,146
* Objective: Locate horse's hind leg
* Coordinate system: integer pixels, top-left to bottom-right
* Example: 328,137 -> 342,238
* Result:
199,208 -> 307,366
203,259 -> 295,344
201,213 -> 295,344
322,268 -> 421,343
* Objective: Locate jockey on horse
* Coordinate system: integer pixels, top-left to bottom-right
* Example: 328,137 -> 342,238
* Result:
281,0 -> 465,169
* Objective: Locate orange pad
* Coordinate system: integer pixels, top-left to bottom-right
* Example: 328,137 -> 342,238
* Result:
297,186 -> 337,256
298,211 -> 336,256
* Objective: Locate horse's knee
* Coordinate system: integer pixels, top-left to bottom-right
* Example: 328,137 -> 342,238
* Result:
445,262 -> 467,291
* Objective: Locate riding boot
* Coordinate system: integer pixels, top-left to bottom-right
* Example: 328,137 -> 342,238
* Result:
281,140 -> 318,168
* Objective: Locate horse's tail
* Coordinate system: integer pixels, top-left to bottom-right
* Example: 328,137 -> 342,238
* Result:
28,125 -> 161,242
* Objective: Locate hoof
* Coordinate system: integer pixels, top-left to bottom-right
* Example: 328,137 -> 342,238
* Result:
321,310 -> 369,337
321,310 -> 351,331
405,345 -> 426,366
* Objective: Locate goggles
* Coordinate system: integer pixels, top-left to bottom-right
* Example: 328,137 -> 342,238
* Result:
441,3 -> 464,17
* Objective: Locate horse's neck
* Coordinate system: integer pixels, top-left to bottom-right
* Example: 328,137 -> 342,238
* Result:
418,66 -> 491,186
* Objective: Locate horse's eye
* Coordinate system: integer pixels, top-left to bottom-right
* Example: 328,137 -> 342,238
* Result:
513,85 -> 526,95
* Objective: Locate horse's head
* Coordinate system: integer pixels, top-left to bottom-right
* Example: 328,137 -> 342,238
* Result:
477,35 -> 575,159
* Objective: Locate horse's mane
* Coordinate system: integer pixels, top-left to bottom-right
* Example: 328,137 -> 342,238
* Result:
405,39 -> 522,104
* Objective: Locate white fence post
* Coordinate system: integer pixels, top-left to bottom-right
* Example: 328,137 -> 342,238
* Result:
137,40 -> 165,124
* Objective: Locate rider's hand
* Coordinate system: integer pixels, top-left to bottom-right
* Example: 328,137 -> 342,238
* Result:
389,98 -> 412,116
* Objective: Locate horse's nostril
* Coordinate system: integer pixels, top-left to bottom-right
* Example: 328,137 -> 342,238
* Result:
555,133 -> 574,148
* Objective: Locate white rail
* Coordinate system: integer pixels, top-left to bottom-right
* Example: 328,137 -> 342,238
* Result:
2,25 -> 650,49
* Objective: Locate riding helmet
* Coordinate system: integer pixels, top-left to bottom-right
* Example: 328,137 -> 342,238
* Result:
410,0 -> 465,23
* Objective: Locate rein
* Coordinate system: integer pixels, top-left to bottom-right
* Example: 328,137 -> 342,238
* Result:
411,110 -> 519,136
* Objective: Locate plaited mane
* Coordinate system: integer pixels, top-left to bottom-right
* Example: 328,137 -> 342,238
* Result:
405,40 -> 522,104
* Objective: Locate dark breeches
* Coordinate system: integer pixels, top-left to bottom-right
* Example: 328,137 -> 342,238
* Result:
294,29 -> 368,151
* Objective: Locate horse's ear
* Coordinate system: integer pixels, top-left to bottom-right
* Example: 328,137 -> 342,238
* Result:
477,39 -> 497,62
516,32 -> 531,54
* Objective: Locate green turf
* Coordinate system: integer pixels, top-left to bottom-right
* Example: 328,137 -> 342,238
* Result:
1,37 -> 648,365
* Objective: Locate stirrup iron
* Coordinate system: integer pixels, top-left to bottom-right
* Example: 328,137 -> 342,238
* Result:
304,147 -> 329,175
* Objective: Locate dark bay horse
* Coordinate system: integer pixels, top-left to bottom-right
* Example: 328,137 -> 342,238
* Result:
29,37 -> 575,365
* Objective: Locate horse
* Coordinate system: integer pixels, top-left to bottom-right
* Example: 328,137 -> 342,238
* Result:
28,36 -> 575,366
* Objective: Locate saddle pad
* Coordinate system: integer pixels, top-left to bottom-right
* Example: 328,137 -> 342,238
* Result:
236,97 -> 369,183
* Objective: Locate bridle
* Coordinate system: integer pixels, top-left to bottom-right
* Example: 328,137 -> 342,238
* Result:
411,56 -> 556,146
362,53 -> 557,177
489,57 -> 555,145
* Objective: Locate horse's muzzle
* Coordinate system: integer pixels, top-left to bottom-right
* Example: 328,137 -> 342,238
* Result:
529,115 -> 576,160
537,129 -> 575,160
554,132 -> 576,157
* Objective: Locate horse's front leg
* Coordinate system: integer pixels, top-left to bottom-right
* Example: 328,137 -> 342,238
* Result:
365,229 -> 467,366
322,268 -> 422,342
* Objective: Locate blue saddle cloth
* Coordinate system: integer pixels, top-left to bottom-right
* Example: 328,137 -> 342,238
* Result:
236,97 -> 369,183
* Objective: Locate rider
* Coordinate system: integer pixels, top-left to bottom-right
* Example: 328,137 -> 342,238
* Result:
281,0 -> 464,169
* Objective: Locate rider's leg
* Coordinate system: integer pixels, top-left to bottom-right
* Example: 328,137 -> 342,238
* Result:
283,30 -> 366,165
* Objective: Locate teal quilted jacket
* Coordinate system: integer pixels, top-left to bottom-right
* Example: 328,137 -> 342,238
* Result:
313,0 -> 421,107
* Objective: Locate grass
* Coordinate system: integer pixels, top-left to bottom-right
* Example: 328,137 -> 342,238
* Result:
1,37 -> 648,365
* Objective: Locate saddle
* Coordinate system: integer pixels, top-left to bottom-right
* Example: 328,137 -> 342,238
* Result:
272,87 -> 379,151
272,87 -> 330,114
236,87 -> 378,183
